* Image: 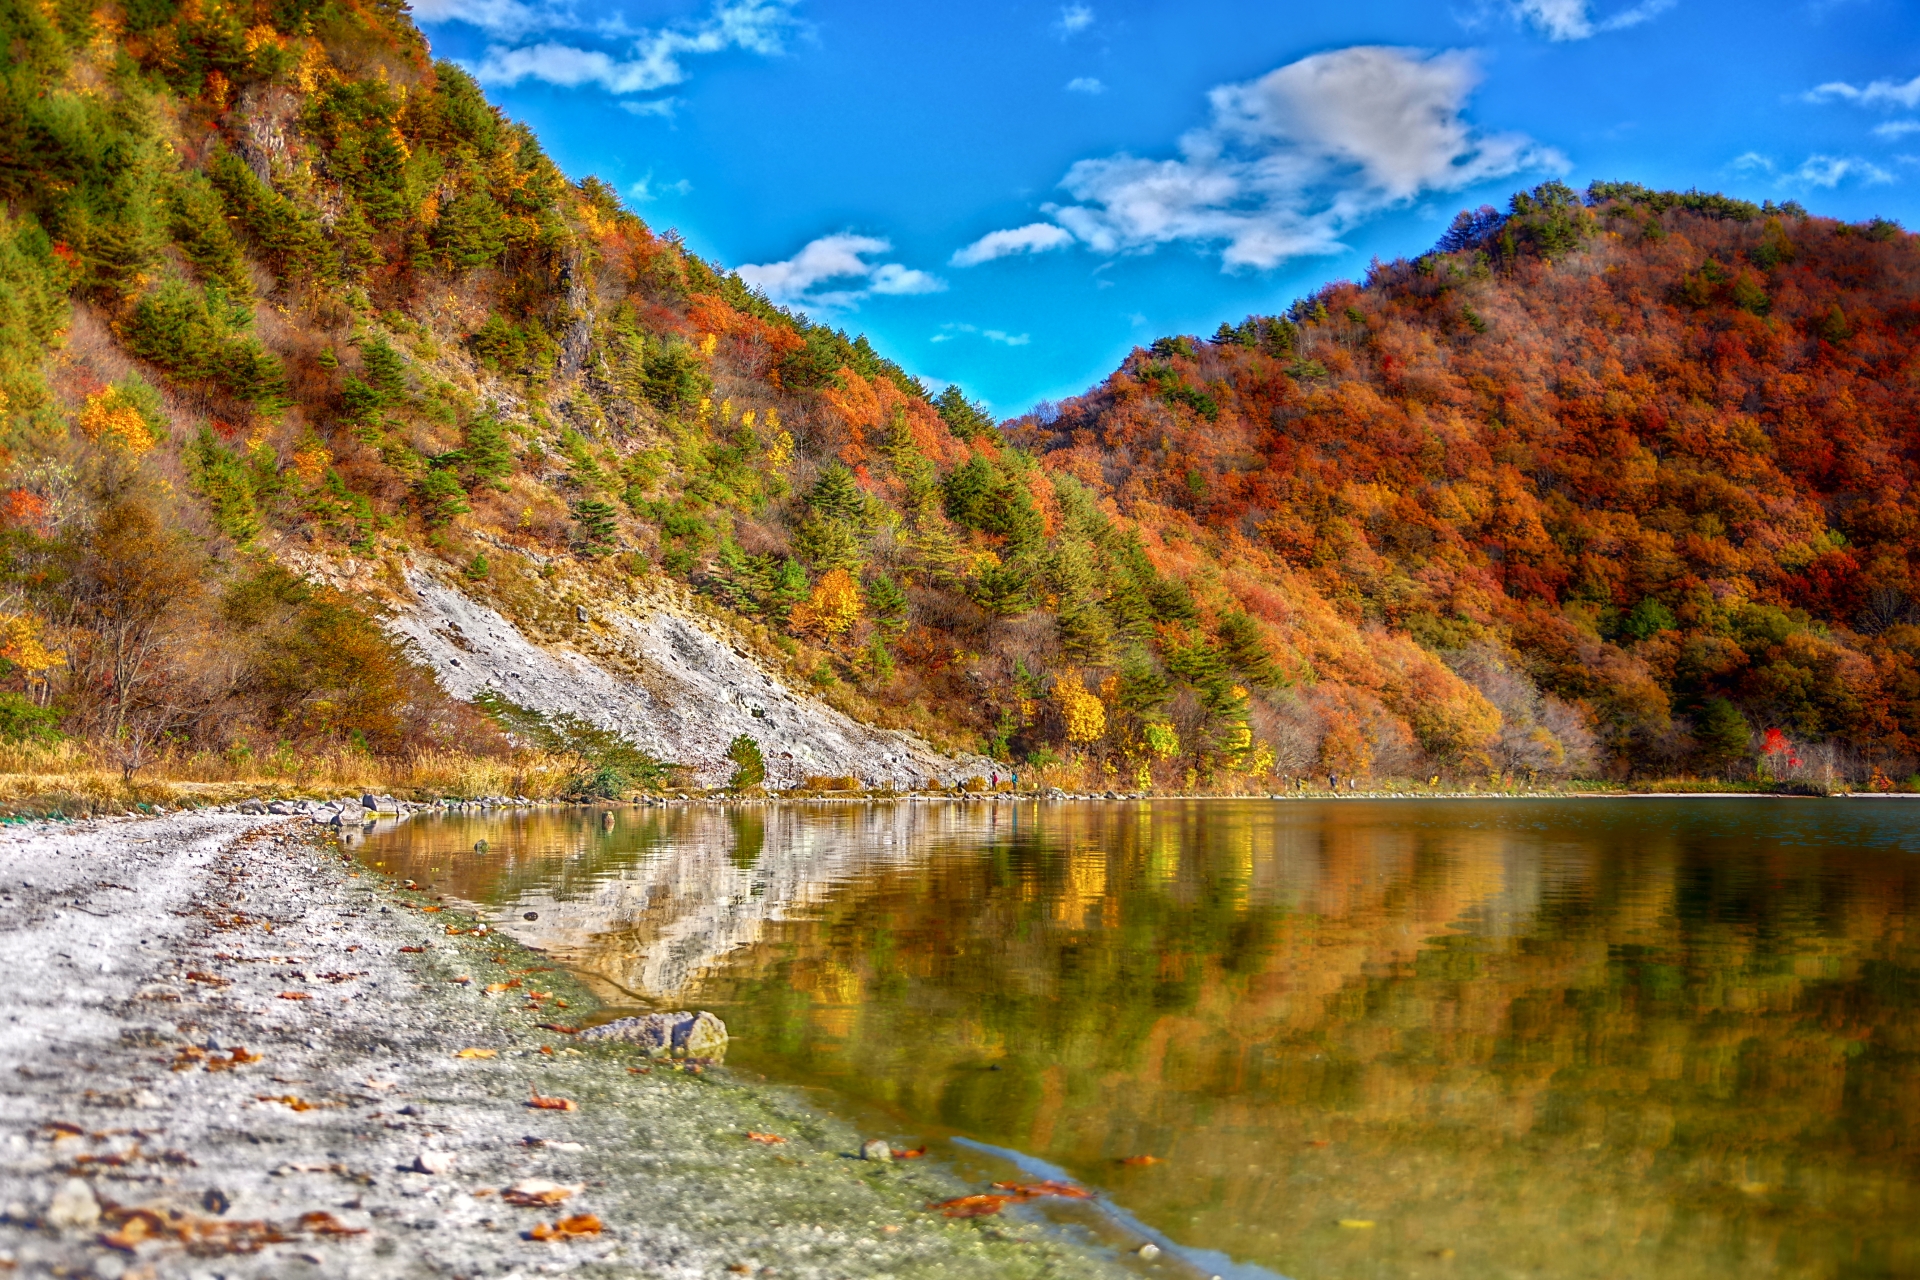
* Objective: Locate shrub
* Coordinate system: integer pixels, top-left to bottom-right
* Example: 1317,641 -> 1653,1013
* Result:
417,468 -> 469,526
121,278 -> 288,407
726,734 -> 765,789
186,427 -> 267,543
0,692 -> 61,743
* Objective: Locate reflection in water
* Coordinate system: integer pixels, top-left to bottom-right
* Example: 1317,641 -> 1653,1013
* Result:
362,799 -> 1920,1280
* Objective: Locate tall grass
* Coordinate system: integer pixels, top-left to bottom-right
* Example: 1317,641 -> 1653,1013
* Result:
0,739 -> 585,813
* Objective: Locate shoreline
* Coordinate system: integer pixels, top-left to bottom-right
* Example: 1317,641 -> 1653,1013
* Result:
3,784 -> 1911,826
0,811 -> 1134,1279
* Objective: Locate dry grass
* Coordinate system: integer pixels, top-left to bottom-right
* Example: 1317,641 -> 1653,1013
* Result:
0,740 -> 585,814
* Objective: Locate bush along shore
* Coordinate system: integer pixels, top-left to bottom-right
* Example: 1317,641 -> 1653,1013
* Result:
0,809 -> 1134,1279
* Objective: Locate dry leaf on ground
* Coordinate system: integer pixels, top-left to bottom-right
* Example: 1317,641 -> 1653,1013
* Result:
454,1048 -> 497,1059
276,992 -> 310,1001
527,1091 -> 576,1112
745,1132 -> 785,1144
527,1213 -> 601,1241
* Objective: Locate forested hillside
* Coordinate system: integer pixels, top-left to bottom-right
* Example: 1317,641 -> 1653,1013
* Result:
1,0 -> 1915,792
1021,184 -> 1920,785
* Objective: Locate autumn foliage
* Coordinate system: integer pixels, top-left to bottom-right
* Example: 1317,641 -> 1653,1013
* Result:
1,0 -> 1915,788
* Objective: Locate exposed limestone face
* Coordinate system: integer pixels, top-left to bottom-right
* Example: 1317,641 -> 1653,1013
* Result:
576,1010 -> 728,1060
385,566 -> 992,789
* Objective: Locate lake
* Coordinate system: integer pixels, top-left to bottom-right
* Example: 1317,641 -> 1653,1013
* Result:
357,797 -> 1920,1279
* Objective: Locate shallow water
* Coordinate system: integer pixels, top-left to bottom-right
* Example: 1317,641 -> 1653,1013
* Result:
358,798 -> 1920,1279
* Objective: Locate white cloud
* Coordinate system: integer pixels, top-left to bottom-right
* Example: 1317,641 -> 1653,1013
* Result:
628,172 -> 693,201
1808,73 -> 1920,109
1875,120 -> 1920,138
1509,0 -> 1675,40
468,0 -> 798,96
737,234 -> 946,309
620,97 -> 680,117
959,46 -> 1561,272
412,0 -> 547,36
1792,154 -> 1894,186
933,323 -> 1030,346
1066,76 -> 1105,94
1731,150 -> 1893,187
951,222 -> 1076,266
870,263 -> 946,295
1056,4 -> 1094,35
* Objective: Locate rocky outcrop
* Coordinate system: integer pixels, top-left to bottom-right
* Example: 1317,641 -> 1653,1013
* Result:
385,564 -> 992,789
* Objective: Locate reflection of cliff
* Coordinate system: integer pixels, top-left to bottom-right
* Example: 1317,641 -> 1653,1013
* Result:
683,801 -> 1920,1280
363,802 -> 1032,1002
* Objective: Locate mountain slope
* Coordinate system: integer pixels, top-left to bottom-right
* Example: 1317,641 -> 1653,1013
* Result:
1020,184 -> 1920,782
0,0 -> 1914,789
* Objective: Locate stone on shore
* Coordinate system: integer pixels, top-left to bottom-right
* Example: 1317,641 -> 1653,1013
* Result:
576,1010 -> 728,1060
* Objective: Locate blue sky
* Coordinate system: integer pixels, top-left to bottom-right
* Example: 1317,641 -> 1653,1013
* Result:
410,0 -> 1920,414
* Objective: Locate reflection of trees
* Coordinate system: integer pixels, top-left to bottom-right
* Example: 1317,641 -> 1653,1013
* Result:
689,802 -> 1920,1280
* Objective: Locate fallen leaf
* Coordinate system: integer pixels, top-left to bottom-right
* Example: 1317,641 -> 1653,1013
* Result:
484,981 -> 519,994
537,1024 -> 579,1035
1118,1155 -> 1163,1166
454,1048 -> 497,1059
527,1091 -> 577,1112
527,1213 -> 600,1241
422,906 -> 442,913
993,1180 -> 1092,1200
931,1194 -> 1011,1219
893,1146 -> 926,1158
450,976 -> 472,985
746,1132 -> 785,1145
398,946 -> 425,954
1338,1219 -> 1376,1229
276,992 -> 311,1001
42,1121 -> 87,1141
298,1211 -> 367,1238
502,1179 -> 579,1207
255,1095 -> 314,1112
1306,1139 -> 1331,1148
184,971 -> 229,986
204,1048 -> 261,1072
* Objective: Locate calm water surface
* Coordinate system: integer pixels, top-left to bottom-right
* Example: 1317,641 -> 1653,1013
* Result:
358,799 -> 1920,1280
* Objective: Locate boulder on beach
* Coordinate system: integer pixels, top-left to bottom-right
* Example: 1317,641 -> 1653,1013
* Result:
577,1011 -> 728,1061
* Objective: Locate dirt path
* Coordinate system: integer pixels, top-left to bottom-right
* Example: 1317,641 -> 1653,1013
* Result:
0,813 -> 1128,1279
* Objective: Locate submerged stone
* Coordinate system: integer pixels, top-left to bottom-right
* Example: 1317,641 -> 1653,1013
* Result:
577,1010 -> 728,1061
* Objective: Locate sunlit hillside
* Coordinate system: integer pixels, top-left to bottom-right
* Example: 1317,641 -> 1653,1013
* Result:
2,0 -> 1916,790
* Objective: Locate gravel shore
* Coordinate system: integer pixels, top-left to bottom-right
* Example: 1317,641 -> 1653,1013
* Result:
0,812 -> 1130,1279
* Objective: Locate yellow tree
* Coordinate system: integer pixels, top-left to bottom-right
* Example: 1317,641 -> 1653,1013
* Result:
77,388 -> 156,454
790,567 -> 863,638
1053,669 -> 1106,744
